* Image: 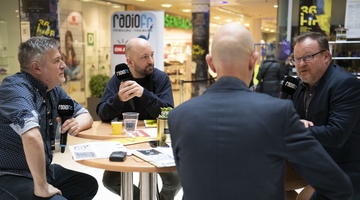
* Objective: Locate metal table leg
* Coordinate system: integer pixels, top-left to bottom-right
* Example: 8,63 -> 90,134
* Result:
139,172 -> 157,200
121,172 -> 133,200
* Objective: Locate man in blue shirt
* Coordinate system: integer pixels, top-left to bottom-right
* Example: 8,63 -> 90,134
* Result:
0,36 -> 98,200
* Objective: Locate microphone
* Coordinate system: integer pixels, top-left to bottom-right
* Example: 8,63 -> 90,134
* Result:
57,99 -> 74,153
280,76 -> 299,99
115,63 -> 135,110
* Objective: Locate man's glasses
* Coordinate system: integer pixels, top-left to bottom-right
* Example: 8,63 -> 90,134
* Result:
291,50 -> 326,65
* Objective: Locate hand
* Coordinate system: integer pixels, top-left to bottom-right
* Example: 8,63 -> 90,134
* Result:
56,117 -> 80,136
34,183 -> 62,198
300,119 -> 314,128
118,80 -> 144,102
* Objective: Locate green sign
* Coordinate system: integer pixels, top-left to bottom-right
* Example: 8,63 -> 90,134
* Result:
165,14 -> 192,30
87,32 -> 94,46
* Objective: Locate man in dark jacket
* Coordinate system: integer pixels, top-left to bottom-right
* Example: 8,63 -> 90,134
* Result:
256,51 -> 284,97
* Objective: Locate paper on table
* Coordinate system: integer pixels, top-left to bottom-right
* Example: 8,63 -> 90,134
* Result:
69,141 -> 128,161
144,119 -> 157,128
132,147 -> 175,168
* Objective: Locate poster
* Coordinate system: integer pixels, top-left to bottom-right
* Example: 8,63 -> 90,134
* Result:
345,0 -> 360,38
298,0 -> 332,36
59,10 -> 86,104
111,11 -> 164,74
19,0 -> 60,40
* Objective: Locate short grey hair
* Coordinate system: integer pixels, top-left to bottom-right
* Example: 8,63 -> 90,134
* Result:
18,36 -> 60,72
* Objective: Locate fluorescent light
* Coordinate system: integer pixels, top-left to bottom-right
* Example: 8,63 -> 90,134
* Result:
274,5 -> 278,8
161,4 -> 172,8
213,16 -> 221,19
225,19 -> 232,22
182,9 -> 191,13
244,23 -> 250,27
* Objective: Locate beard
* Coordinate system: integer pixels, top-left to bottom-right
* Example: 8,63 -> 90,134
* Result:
134,63 -> 154,77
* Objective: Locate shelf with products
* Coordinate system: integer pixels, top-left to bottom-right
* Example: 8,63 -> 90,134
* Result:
329,41 -> 360,74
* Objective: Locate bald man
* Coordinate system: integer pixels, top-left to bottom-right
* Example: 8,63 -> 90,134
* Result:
168,23 -> 353,199
97,38 -> 181,200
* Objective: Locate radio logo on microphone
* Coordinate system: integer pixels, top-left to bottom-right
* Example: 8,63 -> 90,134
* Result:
285,81 -> 297,90
116,69 -> 129,76
58,105 -> 73,110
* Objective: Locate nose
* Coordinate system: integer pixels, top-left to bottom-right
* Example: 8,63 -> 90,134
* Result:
60,60 -> 67,69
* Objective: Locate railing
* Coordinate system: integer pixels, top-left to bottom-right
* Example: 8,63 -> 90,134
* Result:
179,77 -> 216,104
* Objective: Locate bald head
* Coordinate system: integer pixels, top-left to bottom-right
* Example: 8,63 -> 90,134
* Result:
206,23 -> 258,85
125,38 -> 152,58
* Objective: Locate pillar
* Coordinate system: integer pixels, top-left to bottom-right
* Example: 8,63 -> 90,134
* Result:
191,0 -> 210,97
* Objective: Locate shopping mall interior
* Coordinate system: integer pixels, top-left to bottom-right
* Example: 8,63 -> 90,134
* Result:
0,0 -> 359,199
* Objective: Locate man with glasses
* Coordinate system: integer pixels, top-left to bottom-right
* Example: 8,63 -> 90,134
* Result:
285,32 -> 360,200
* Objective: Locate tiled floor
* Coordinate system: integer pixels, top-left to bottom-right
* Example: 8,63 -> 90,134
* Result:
52,136 -> 183,200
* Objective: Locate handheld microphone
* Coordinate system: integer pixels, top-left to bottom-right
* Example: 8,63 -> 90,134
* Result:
57,99 -> 74,153
279,76 -> 299,99
115,63 -> 135,110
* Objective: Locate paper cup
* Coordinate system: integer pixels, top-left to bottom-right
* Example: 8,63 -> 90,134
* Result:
111,121 -> 123,135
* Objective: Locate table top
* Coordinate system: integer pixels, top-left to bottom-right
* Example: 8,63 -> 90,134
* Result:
77,120 -> 149,140
76,142 -> 177,173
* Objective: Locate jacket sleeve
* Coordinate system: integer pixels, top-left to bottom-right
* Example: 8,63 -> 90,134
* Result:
96,75 -> 125,122
283,102 -> 353,199
309,76 -> 360,147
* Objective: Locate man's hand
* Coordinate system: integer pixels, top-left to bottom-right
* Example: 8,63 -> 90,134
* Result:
56,117 -> 80,136
300,119 -> 314,128
34,183 -> 62,198
118,80 -> 144,102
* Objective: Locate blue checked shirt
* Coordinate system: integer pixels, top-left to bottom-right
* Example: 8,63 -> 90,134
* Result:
0,72 -> 88,179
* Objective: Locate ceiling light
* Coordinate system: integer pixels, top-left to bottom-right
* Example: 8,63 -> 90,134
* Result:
213,16 -> 220,20
161,4 -> 172,8
274,5 -> 278,8
136,0 -> 146,1
113,5 -> 120,8
244,23 -> 250,27
225,19 -> 232,22
182,9 -> 191,13
270,30 -> 275,32
80,0 -> 91,2
264,28 -> 269,31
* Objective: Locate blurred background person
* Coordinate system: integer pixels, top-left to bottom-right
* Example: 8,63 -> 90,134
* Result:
283,53 -> 296,76
256,51 -> 284,97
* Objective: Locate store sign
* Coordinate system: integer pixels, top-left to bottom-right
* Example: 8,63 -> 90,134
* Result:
165,14 -> 192,30
111,11 -> 164,73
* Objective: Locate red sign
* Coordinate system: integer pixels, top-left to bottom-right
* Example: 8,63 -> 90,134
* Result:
113,45 -> 126,54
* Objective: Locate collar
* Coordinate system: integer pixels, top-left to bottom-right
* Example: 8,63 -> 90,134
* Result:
22,71 -> 49,94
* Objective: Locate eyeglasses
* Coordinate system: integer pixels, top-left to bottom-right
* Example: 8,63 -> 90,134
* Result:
291,50 -> 326,65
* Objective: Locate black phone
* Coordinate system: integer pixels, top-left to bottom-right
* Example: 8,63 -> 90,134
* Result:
109,151 -> 127,162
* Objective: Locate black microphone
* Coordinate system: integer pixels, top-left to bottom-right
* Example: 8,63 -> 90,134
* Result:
115,63 -> 135,110
280,76 -> 299,99
57,99 -> 74,153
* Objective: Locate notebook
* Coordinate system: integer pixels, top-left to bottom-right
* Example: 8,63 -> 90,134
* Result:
132,147 -> 175,168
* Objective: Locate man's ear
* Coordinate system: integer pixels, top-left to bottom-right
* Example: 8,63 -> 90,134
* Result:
205,54 -> 216,73
126,57 -> 132,67
324,50 -> 331,63
249,51 -> 259,71
31,61 -> 42,75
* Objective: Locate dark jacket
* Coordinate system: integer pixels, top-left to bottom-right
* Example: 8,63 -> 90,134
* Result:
256,58 -> 284,94
291,64 -> 360,199
96,68 -> 174,121
169,77 -> 353,200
